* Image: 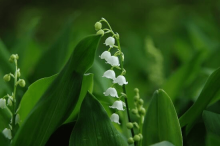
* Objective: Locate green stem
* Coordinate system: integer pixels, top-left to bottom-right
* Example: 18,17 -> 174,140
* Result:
116,38 -> 135,139
138,116 -> 144,146
12,60 -> 18,140
103,19 -> 136,145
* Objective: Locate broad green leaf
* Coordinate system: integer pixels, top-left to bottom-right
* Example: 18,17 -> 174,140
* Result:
12,35 -> 101,146
65,73 -> 93,123
143,89 -> 183,146
0,107 -> 12,132
69,92 -> 128,146
151,141 -> 174,146
0,133 -> 10,146
206,134 -> 220,146
203,110 -> 220,136
19,74 -> 57,124
19,73 -> 93,125
179,68 -> 220,132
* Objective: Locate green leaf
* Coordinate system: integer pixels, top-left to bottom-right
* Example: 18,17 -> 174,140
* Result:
0,107 -> 12,132
12,35 -> 101,146
206,134 -> 220,146
179,68 -> 220,132
0,133 -> 10,146
65,73 -> 93,123
162,51 -> 205,100
203,110 -> 220,136
69,92 -> 128,146
151,141 -> 174,146
18,74 -> 57,124
19,73 -> 93,125
143,89 -> 183,146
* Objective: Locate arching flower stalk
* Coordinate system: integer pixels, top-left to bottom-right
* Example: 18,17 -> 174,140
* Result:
1,54 -> 25,141
94,18 -> 135,140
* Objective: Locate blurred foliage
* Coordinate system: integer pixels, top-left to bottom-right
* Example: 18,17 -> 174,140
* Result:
1,0 -> 220,145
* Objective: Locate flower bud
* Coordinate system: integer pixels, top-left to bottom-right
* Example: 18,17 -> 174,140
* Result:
139,107 -> 146,115
126,122 -> 133,129
134,96 -> 139,102
0,99 -> 6,109
134,135 -> 141,141
9,54 -> 19,63
15,54 -> 19,59
2,128 -> 12,139
3,74 -> 10,82
17,68 -> 21,77
19,79 -> 25,87
139,133 -> 143,139
134,88 -> 139,93
7,98 -> 12,106
95,22 -> 102,31
15,114 -> 20,125
138,99 -> 144,105
96,30 -> 104,36
9,54 -> 16,62
115,33 -> 119,39
131,108 -> 138,114
127,137 -> 134,144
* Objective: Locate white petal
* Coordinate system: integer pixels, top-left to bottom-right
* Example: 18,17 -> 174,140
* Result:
104,37 -> 115,48
0,99 -> 6,109
109,101 -> 125,111
110,113 -> 120,124
99,51 -> 111,61
102,70 -> 116,80
2,128 -> 12,139
103,87 -> 118,98
7,98 -> 12,106
106,56 -> 120,67
15,114 -> 20,125
113,75 -> 128,86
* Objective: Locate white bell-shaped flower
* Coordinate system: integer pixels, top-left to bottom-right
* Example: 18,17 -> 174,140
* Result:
0,99 -> 6,109
104,37 -> 115,48
2,128 -> 12,139
7,98 -> 12,106
113,75 -> 128,86
109,100 -> 125,111
103,87 -> 118,98
102,70 -> 116,80
106,56 -> 120,67
15,114 -> 20,125
110,113 -> 120,124
99,51 -> 111,61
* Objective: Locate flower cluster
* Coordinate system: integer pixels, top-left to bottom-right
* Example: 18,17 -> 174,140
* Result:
127,88 -> 146,144
1,54 -> 25,140
95,18 -> 128,124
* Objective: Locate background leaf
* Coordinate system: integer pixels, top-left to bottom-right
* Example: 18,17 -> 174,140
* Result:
12,35 -> 101,146
69,92 -> 128,146
151,141 -> 174,146
203,110 -> 220,136
143,89 -> 183,146
179,68 -> 220,133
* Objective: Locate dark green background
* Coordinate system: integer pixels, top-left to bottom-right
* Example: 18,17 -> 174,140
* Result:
1,0 -> 220,129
